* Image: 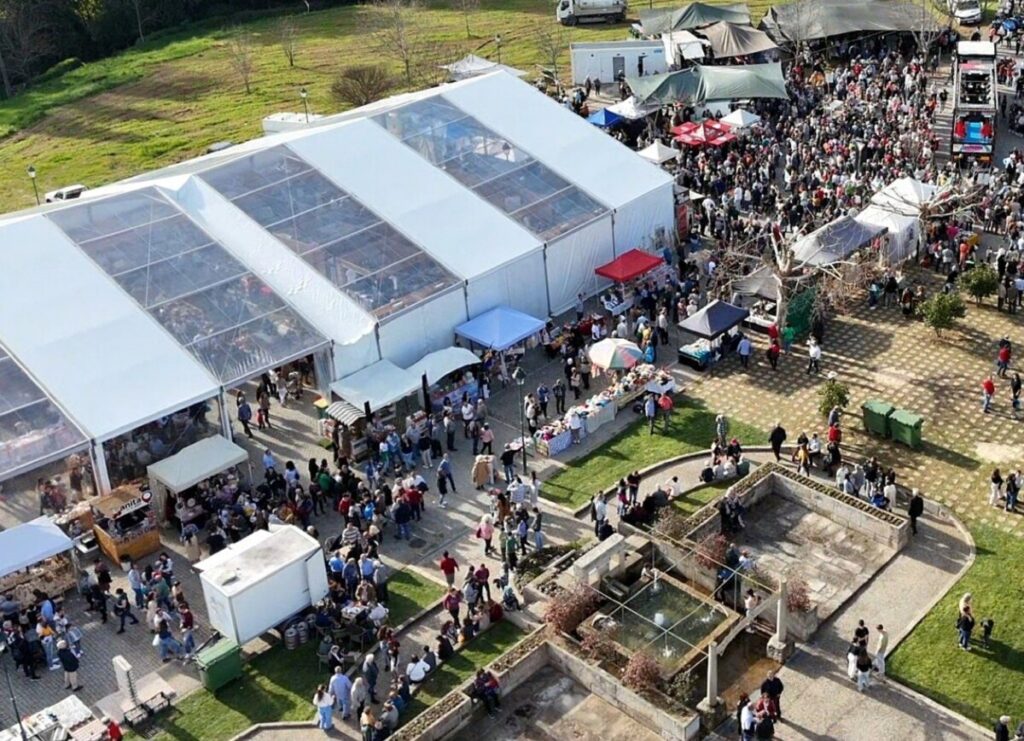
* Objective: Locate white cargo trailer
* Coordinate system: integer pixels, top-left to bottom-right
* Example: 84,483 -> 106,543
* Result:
570,40 -> 667,85
195,525 -> 329,645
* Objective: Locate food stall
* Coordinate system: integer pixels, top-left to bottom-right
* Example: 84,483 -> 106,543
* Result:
406,346 -> 482,413
677,300 -> 750,371
455,305 -> 546,374
731,266 -> 780,333
0,517 -> 78,608
146,435 -> 251,528
594,248 -> 671,318
91,485 -> 160,565
0,695 -> 105,741
327,360 -> 421,462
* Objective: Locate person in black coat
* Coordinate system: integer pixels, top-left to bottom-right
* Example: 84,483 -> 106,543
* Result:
768,423 -> 787,462
760,671 -> 784,721
908,490 -> 924,535
994,715 -> 1011,741
57,640 -> 81,690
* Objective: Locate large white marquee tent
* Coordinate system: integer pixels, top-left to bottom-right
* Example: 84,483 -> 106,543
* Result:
0,71 -> 674,490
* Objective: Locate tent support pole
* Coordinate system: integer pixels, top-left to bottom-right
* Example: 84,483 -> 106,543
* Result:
91,442 -> 112,496
219,393 -> 233,441
542,244 -> 553,317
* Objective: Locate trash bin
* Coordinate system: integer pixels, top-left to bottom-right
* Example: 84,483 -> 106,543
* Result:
195,639 -> 242,692
889,409 -> 923,449
861,399 -> 895,438
736,459 -> 751,478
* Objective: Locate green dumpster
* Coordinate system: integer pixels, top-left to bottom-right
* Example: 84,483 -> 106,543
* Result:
861,400 -> 895,438
736,459 -> 751,477
889,409 -> 923,449
196,639 -> 242,691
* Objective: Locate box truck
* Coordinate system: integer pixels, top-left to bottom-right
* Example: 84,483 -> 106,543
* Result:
557,0 -> 627,26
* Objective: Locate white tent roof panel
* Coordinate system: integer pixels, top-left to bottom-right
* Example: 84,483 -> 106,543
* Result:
0,214 -> 220,441
406,346 -> 480,385
288,119 -> 543,281
147,435 -> 248,493
330,360 -> 420,411
0,517 -> 74,578
443,72 -> 673,211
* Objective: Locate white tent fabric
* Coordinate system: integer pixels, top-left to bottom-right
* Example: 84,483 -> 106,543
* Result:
330,360 -> 420,411
855,206 -> 921,264
662,31 -> 709,65
0,214 -> 220,441
0,517 -> 74,578
546,215 -> 616,314
467,251 -> 550,319
606,97 -> 661,120
147,435 -> 249,494
869,177 -> 938,216
406,347 -> 480,385
613,186 -> 676,255
638,141 -> 679,164
720,109 -> 762,129
442,54 -> 526,81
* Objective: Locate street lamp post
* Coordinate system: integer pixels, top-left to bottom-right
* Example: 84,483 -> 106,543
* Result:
495,34 -> 503,64
26,166 -> 38,206
300,87 -> 310,123
0,644 -> 26,740
512,365 -> 527,473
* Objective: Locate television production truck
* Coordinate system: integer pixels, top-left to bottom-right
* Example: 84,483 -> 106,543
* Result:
951,41 -> 997,162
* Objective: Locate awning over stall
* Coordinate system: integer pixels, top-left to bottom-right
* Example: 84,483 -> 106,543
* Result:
791,216 -> 888,268
628,63 -> 788,106
0,517 -> 74,578
720,109 -> 762,129
407,347 -> 481,385
330,360 -> 420,412
587,108 -> 623,127
147,436 -> 249,494
595,249 -> 665,283
697,21 -> 779,59
325,401 -> 364,426
638,141 -> 680,164
678,300 -> 749,339
760,0 -> 937,43
455,307 -> 546,351
640,2 -> 751,35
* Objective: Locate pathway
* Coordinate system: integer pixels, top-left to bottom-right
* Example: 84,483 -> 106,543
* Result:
714,508 -> 981,740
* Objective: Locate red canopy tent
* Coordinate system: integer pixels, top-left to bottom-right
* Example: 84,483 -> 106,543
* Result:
594,249 -> 665,283
671,120 -> 735,148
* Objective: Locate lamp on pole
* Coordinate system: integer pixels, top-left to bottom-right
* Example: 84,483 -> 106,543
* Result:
0,644 -> 27,740
495,34 -> 503,64
300,87 -> 310,123
511,365 -> 527,473
26,166 -> 39,206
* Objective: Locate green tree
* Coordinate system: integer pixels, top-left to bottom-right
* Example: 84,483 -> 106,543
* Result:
960,264 -> 1000,305
920,292 -> 966,337
817,378 -> 850,418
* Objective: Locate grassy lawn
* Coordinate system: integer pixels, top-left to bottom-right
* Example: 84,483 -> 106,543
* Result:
0,0 -> 780,210
543,400 -> 766,509
387,568 -> 447,626
888,525 -> 1024,727
402,621 -> 524,722
672,479 -> 734,516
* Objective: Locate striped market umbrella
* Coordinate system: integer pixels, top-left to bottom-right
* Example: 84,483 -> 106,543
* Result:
588,338 -> 644,370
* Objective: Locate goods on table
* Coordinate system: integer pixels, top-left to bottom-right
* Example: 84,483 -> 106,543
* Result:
0,553 -> 75,608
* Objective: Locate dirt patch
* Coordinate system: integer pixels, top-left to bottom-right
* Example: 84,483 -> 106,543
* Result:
873,366 -> 920,391
974,442 -> 1024,463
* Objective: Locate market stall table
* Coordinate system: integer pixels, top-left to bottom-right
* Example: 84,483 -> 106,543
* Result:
677,300 -> 749,371
0,517 -> 78,608
91,486 -> 160,565
147,435 -> 250,527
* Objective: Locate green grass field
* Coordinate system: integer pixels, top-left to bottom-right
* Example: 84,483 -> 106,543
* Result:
543,400 -> 765,509
386,568 -> 447,626
888,525 -> 1024,727
0,0 -> 779,210
671,479 -> 734,515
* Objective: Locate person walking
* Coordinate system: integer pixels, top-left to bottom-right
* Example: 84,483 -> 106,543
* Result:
873,625 -> 889,677
737,335 -> 752,368
330,666 -> 353,721
760,671 -> 784,721
907,489 -> 924,535
313,684 -> 335,731
806,338 -> 821,374
179,602 -> 196,656
957,593 -> 975,650
237,398 -> 254,439
644,394 -> 658,435
438,454 -> 456,496
983,375 -> 996,413
127,562 -> 145,609
766,339 -> 781,370
113,588 -> 139,634
439,551 -> 459,588
990,469 -> 1004,507
553,378 -> 567,415
591,493 -> 607,537
768,422 -> 787,462
57,640 -> 82,691
477,515 -> 495,556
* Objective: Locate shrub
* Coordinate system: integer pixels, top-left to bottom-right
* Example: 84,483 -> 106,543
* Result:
785,576 -> 813,614
543,581 -> 601,634
919,292 -> 966,337
331,65 -> 394,107
579,625 -> 618,661
694,533 -> 729,571
960,263 -> 1000,305
653,507 -> 691,541
817,378 -> 850,418
622,650 -> 662,692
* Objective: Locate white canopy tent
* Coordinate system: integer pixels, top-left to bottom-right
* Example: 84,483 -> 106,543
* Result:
0,517 -> 74,578
662,30 -> 710,66
406,347 -> 481,385
330,360 -> 420,412
638,141 -> 680,165
607,97 -> 661,121
854,178 -> 937,264
720,109 -> 762,129
147,436 -> 251,523
442,54 -> 526,81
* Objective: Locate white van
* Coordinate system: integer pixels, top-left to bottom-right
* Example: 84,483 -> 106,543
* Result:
44,184 -> 88,203
949,0 -> 983,25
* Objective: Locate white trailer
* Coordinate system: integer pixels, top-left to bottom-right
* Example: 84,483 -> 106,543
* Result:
557,0 -> 627,26
195,526 -> 329,645
570,40 -> 667,85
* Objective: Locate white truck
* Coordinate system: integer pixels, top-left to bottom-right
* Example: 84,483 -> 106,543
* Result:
557,0 -> 627,26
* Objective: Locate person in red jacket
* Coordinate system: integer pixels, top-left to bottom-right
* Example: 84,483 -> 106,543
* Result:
982,375 -> 996,413
766,339 -> 781,371
997,344 -> 1012,377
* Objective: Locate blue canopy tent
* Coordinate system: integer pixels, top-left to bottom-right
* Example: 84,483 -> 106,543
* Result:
587,108 -> 623,128
455,306 -> 546,351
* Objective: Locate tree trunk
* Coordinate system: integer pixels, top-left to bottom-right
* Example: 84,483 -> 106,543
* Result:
774,280 -> 788,331
134,0 -> 145,43
464,13 -> 471,39
0,48 -> 12,100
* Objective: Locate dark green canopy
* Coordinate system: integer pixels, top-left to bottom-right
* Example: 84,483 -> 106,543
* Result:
760,0 -> 939,43
639,2 -> 751,35
627,63 -> 789,105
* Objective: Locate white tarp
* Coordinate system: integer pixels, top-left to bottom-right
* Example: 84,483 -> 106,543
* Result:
607,97 -> 661,121
0,517 -> 74,578
869,177 -> 938,216
662,31 -> 709,66
855,206 -> 921,264
0,214 -> 220,441
442,54 -> 526,81
638,141 -> 679,164
331,360 -> 420,411
378,287 -> 469,368
406,346 -> 480,385
147,435 -> 248,494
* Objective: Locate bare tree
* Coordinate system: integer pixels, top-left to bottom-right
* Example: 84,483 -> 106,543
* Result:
535,24 -> 570,88
331,65 -> 394,107
416,39 -> 460,86
906,0 -> 944,55
227,28 -> 256,94
451,0 -> 480,39
278,17 -> 299,67
0,0 -> 58,98
374,0 -> 419,85
129,0 -> 147,43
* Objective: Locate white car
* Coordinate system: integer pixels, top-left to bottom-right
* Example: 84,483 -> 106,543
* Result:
949,0 -> 983,25
44,184 -> 87,203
